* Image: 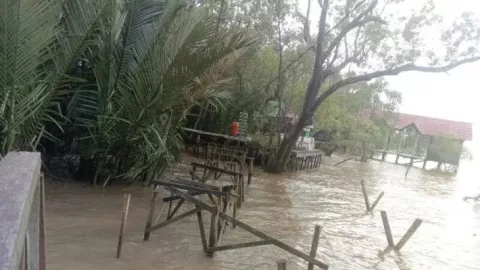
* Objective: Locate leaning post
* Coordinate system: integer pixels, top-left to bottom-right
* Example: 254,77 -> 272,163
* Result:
395,219 -> 423,251
380,211 -> 395,247
144,187 -> 158,241
307,225 -> 322,270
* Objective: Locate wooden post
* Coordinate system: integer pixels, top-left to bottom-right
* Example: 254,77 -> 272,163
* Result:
144,188 -> 158,241
382,132 -> 392,161
117,194 -> 131,259
395,219 -> 422,251
370,192 -> 384,211
207,206 -> 218,256
361,180 -> 371,211
248,158 -> 253,185
196,207 -> 208,253
277,259 -> 287,270
380,211 -> 395,247
307,225 -> 321,270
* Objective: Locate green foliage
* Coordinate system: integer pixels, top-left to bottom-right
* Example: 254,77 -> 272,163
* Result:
0,0 -> 254,183
67,0 -> 254,182
428,134 -> 467,165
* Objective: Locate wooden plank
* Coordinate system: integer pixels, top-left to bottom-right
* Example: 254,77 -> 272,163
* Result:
370,192 -> 384,211
146,208 -> 199,233
117,194 -> 131,259
307,225 -> 321,270
210,240 -> 273,252
380,211 -> 395,247
196,208 -> 208,252
395,219 -> 422,251
361,180 -> 371,211
144,188 -> 158,241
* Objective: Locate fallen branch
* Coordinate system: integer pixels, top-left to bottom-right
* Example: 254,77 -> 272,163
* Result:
334,156 -> 354,167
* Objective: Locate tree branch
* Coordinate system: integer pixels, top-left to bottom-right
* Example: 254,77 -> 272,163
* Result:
311,56 -> 480,113
322,0 -> 383,63
296,0 -> 312,43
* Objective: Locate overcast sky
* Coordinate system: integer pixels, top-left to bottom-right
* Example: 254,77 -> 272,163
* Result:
301,0 -> 480,154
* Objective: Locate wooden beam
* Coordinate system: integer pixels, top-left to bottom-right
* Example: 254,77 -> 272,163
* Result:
395,219 -> 422,251
307,225 -> 321,270
167,199 -> 185,219
146,208 -> 199,233
210,240 -> 273,252
380,211 -> 395,247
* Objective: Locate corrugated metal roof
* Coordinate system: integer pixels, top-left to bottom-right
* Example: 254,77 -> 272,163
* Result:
360,109 -> 473,141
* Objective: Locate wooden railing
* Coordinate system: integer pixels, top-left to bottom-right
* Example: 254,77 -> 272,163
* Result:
0,152 -> 45,270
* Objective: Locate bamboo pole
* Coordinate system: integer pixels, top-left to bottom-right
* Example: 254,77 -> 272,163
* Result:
380,211 -> 395,247
144,188 -> 158,241
395,219 -> 422,251
117,194 -> 131,259
277,259 -> 287,270
307,225 -> 322,270
361,180 -> 371,211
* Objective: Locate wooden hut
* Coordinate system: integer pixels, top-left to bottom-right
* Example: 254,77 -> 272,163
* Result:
361,109 -> 473,172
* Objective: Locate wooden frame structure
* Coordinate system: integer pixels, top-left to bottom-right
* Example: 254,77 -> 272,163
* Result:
143,179 -> 329,269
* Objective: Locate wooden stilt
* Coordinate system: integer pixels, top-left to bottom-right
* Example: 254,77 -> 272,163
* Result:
117,194 -> 131,259
277,259 -> 287,270
395,219 -> 422,251
380,211 -> 395,247
361,180 -> 371,211
307,225 -> 321,270
144,188 -> 158,241
207,206 -> 219,256
370,192 -> 384,211
196,208 -> 208,253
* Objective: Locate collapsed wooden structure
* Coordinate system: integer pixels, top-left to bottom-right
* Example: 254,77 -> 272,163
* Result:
143,177 -> 329,269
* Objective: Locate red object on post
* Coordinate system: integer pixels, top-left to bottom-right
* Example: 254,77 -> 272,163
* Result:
231,121 -> 240,136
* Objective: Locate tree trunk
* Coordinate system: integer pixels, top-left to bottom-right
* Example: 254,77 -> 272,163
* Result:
265,115 -> 308,173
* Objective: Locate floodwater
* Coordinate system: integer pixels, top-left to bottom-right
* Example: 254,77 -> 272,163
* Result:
45,155 -> 480,270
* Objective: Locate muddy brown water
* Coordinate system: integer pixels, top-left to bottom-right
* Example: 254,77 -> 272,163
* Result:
45,156 -> 480,269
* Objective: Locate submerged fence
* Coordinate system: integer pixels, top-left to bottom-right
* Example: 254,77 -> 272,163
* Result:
0,152 -> 45,270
